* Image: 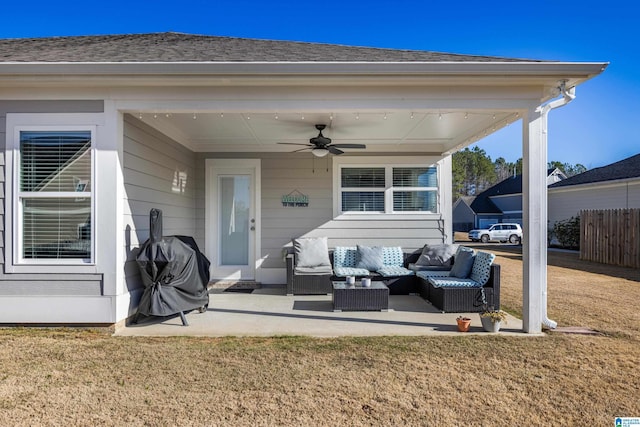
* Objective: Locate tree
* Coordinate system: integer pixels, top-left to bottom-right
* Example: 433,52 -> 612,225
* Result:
452,150 -> 588,202
452,147 -> 496,199
548,161 -> 587,177
494,157 -> 518,182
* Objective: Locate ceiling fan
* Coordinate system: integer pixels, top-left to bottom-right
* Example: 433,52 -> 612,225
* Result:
278,124 -> 366,157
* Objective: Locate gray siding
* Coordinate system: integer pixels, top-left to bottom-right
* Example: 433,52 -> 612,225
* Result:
453,199 -> 475,231
199,153 -> 447,270
548,180 -> 640,226
0,101 -> 104,295
490,194 -> 522,213
123,115 -> 199,290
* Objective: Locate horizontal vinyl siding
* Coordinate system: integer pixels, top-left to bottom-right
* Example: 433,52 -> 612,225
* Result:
548,181 -> 640,226
123,115 -> 199,288
0,101 -> 104,295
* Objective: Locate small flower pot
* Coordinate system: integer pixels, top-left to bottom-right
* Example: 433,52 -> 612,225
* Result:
480,316 -> 502,333
456,317 -> 471,332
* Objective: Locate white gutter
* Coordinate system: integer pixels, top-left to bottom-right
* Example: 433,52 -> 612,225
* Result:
534,81 -> 576,330
0,61 -> 608,76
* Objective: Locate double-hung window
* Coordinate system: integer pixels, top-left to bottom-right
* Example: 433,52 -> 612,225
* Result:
338,160 -> 439,214
392,167 -> 438,212
16,129 -> 94,263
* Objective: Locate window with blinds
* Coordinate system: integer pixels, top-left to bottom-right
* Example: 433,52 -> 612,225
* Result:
18,131 -> 92,261
339,165 -> 438,213
340,167 -> 385,212
392,167 -> 438,212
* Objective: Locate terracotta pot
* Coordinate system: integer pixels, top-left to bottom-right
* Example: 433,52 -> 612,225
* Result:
456,317 -> 471,332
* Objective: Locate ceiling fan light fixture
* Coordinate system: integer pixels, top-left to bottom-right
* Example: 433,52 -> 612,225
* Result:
312,147 -> 329,157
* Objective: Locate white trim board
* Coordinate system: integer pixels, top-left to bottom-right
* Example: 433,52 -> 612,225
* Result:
4,113 -> 104,274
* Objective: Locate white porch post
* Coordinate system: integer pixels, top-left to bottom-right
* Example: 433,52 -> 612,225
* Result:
98,101 -> 125,321
522,107 -> 546,333
440,155 -> 453,244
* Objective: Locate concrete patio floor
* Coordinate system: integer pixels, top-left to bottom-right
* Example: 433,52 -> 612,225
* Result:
115,286 -> 524,337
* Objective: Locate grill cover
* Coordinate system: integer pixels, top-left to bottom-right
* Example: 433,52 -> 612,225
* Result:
136,209 -> 210,317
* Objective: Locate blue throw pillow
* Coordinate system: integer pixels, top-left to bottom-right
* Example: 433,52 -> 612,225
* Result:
355,245 -> 384,271
448,250 -> 475,278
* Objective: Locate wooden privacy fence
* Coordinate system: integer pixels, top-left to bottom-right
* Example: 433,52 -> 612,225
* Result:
580,208 -> 640,268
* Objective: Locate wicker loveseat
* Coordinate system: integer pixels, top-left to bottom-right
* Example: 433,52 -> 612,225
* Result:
330,246 -> 417,295
285,245 -> 418,295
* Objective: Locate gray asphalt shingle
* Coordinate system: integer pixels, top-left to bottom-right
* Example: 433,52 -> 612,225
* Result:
0,32 -> 544,63
549,153 -> 640,188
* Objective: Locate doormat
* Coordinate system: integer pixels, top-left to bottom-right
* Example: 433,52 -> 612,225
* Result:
223,288 -> 254,293
209,281 -> 261,294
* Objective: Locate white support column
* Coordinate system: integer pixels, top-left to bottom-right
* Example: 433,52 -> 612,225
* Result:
439,155 -> 453,244
522,107 -> 546,334
97,101 -> 125,319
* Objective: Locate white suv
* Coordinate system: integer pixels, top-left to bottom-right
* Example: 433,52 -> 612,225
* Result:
468,223 -> 522,244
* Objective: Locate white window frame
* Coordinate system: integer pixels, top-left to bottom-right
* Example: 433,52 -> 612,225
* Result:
5,114 -> 100,272
333,156 -> 441,218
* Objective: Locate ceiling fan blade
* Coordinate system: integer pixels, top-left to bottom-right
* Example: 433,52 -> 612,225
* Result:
327,146 -> 344,155
292,147 -> 312,153
277,142 -> 312,146
330,143 -> 367,149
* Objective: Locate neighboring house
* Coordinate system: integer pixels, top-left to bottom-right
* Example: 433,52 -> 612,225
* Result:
0,33 -> 606,332
453,168 -> 567,231
548,153 -> 640,226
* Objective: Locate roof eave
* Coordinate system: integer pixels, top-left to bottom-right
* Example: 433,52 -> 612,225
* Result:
0,60 -> 608,77
549,176 -> 640,191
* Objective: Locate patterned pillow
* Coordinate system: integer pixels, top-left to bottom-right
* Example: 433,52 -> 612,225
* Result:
382,246 -> 404,267
469,251 -> 495,286
416,270 -> 451,280
355,245 -> 385,271
334,267 -> 371,277
333,247 -> 358,269
428,277 -> 481,288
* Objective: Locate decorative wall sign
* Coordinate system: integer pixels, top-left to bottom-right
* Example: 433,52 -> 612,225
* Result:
282,189 -> 309,207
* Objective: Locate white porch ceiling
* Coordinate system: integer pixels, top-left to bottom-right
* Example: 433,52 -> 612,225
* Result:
135,109 -> 519,154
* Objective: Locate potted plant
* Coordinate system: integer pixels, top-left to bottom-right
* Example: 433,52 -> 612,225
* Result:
479,308 -> 508,332
456,316 -> 472,332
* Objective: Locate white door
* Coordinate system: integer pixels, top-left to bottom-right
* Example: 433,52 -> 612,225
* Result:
206,159 -> 260,280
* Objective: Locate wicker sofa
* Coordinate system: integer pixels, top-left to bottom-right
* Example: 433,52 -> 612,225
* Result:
330,246 -> 418,295
285,246 -> 418,295
285,241 -> 500,313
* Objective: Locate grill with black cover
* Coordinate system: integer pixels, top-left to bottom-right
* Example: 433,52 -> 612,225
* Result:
134,209 -> 210,326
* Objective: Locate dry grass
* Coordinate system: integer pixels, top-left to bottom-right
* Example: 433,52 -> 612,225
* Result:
1,247 -> 639,426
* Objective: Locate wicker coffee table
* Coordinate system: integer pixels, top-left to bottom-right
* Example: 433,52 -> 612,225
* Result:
332,281 -> 389,312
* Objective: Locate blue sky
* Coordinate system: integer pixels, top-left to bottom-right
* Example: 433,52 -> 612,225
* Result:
2,1 -> 638,169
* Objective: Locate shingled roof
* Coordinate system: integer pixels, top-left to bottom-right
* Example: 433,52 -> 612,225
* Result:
549,153 -> 640,188
469,169 -> 559,214
0,32 -> 542,63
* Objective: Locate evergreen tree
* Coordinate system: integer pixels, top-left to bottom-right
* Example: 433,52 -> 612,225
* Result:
452,150 -> 587,201
452,147 -> 496,199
